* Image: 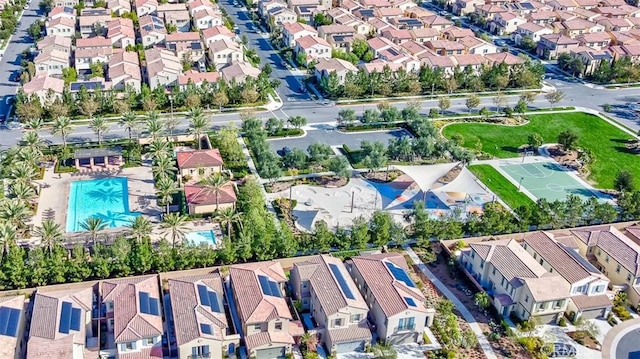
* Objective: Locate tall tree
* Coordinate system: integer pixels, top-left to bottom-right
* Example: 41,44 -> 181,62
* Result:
33,219 -> 64,254
145,111 -> 164,140
155,176 -> 178,214
89,116 -> 109,146
161,213 -> 188,247
465,94 -> 480,114
80,217 -> 108,247
188,107 -> 210,149
438,96 -> 451,115
216,207 -> 241,239
545,90 -> 565,107
51,116 -> 73,150
127,216 -> 153,243
119,111 -> 138,143
200,173 -> 229,211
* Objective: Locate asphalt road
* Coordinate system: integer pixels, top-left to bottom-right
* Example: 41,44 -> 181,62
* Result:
2,0 -> 640,148
0,0 -> 44,118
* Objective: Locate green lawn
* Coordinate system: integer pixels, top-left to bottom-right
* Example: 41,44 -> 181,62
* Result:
468,164 -> 535,209
443,112 -> 638,190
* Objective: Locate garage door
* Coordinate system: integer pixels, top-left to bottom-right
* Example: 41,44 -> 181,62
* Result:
335,340 -> 365,353
256,346 -> 286,359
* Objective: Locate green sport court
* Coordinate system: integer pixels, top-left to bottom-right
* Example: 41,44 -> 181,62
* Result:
499,161 -> 605,202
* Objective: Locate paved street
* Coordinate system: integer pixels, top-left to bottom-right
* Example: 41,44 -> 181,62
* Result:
0,0 -> 45,118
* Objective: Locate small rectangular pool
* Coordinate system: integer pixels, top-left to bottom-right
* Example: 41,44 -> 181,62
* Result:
184,230 -> 217,246
66,177 -> 140,232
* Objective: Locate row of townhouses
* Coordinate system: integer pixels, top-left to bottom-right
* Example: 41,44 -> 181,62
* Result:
460,225 -> 640,324
0,253 -> 435,359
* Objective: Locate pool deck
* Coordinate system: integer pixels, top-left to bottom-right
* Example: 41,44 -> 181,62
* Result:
31,164 -> 162,241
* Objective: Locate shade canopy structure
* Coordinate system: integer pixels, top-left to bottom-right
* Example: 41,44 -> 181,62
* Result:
393,163 -> 460,192
434,167 -> 488,195
73,147 -> 123,159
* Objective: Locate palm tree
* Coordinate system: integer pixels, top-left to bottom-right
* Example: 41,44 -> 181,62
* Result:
155,176 -> 178,214
0,222 -> 17,257
215,207 -> 241,239
127,216 -> 153,243
147,138 -> 171,159
0,199 -> 30,230
20,131 -> 46,154
27,117 -> 43,131
9,162 -> 36,184
89,116 -> 109,146
119,111 -> 138,144
33,219 -> 64,254
9,181 -> 35,203
145,111 -> 164,140
17,148 -> 41,168
51,116 -> 73,150
161,213 -> 188,247
200,173 -> 228,211
80,217 -> 108,246
188,107 -> 210,149
152,155 -> 177,179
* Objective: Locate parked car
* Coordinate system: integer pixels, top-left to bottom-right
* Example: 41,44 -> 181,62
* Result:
278,147 -> 292,156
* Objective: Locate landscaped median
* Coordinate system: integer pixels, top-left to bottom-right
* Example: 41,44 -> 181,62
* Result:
468,164 -> 534,210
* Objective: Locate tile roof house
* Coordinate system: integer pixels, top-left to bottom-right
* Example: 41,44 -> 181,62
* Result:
453,0 -> 484,15
202,25 -> 236,48
136,0 -> 159,17
168,273 -> 241,359
109,0 -> 131,15
347,253 -> 435,344
511,22 -> 554,44
101,275 -> 164,358
489,11 -> 527,35
178,70 -> 220,89
220,61 -> 261,83
27,286 -> 95,359
575,31 -> 611,50
410,27 -> 440,43
184,181 -> 237,214
460,239 -> 571,323
419,53 -> 456,76
484,52 -> 526,66
268,7 -> 297,27
318,24 -> 356,40
570,226 -> 640,308
74,36 -> 113,71
78,9 -> 112,38
34,47 -> 69,76
37,35 -> 72,54
109,51 -> 143,92
450,53 -> 486,74
47,5 -> 76,22
144,48 -> 183,89
294,35 -> 332,65
188,0 -> 218,16
45,17 -> 75,38
193,8 -> 223,30
166,31 -> 206,62
536,33 -> 580,59
139,15 -> 167,48
559,18 -> 605,37
107,18 -> 136,48
522,232 -> 612,321
457,36 -> 498,55
0,295 -> 26,359
367,36 -> 396,58
229,262 -> 303,358
208,38 -> 243,68
176,148 -> 224,182
159,4 -> 192,32
313,57 -> 358,85
22,75 -> 65,105
425,39 -> 466,56
282,22 -> 318,48
291,255 -> 372,353
381,28 -> 413,45
569,46 -> 613,76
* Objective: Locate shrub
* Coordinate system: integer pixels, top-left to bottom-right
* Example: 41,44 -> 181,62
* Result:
613,305 -> 632,321
558,317 -> 567,327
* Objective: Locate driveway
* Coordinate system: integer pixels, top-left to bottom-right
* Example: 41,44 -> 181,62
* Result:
268,127 -> 413,154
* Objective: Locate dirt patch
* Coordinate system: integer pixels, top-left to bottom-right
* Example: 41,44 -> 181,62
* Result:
440,166 -> 461,183
265,176 -> 349,193
567,331 -> 600,351
547,145 -> 582,172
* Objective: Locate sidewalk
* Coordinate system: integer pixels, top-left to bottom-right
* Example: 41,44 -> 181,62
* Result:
404,246 -> 497,359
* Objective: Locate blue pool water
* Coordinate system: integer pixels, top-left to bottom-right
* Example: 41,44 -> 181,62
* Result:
66,177 -> 140,232
185,230 -> 217,246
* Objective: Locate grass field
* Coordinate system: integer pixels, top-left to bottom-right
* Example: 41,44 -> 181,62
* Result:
468,164 -> 535,209
443,112 -> 638,190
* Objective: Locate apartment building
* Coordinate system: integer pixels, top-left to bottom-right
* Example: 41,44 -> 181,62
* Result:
461,239 -> 571,324
229,262 -> 304,359
522,232 -> 612,320
168,274 -> 241,359
290,255 -> 372,353
347,253 -> 434,344
27,286 -> 96,358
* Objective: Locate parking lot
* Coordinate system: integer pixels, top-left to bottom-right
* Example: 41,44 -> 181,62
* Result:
268,127 -> 413,155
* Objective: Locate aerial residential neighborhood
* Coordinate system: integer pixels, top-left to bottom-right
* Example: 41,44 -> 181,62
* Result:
2,0 -> 640,357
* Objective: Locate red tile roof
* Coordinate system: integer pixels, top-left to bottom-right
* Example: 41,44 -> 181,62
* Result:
184,182 -> 237,207
176,148 -> 223,169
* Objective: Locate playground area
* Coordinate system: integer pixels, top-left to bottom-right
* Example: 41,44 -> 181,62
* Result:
491,157 -> 611,203
268,163 -> 496,231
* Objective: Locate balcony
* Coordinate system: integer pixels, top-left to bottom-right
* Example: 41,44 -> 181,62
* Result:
394,324 -> 416,333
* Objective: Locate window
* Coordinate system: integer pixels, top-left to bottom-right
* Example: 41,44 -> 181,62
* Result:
537,302 -> 545,311
605,255 -> 609,263
492,268 -> 496,275
302,281 -> 309,289
125,342 -> 135,350
533,253 -> 537,259
192,345 -> 210,358
616,264 -> 621,273
351,314 -> 361,322
145,337 -> 154,345
275,322 -> 283,330
253,324 -> 261,331
554,300 -> 564,308
525,295 -> 529,303
480,260 -> 485,269
628,273 -> 632,283
398,317 -> 415,331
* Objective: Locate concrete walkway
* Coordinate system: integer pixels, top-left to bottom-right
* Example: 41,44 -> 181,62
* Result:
404,246 -> 497,359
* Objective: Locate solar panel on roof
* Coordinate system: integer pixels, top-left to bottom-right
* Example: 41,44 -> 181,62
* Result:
0,307 -> 10,335
208,292 -> 221,313
385,262 -> 416,288
70,308 -> 82,331
268,281 -> 281,298
149,298 -> 160,316
404,297 -> 417,307
59,302 -> 72,334
5,308 -> 19,337
258,275 -> 282,298
139,292 -> 150,314
329,263 -> 355,300
201,323 -> 213,335
198,284 -> 211,306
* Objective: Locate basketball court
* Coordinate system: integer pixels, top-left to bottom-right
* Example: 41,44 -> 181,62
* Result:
498,161 -> 604,202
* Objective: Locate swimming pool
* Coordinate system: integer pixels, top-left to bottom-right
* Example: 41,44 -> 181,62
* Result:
184,230 -> 217,246
66,177 -> 140,232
